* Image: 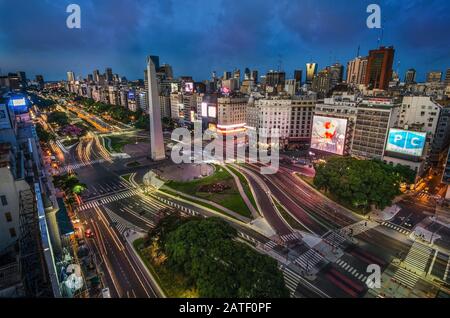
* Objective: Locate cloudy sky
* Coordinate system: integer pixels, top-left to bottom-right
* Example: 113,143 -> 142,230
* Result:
0,0 -> 448,82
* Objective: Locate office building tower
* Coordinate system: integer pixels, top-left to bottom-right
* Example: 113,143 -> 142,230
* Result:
105,68 -> 113,83
329,63 -> 344,86
244,68 -> 251,80
251,70 -> 258,84
306,63 -> 318,84
364,46 -> 395,90
146,56 -> 165,161
404,68 -> 416,84
346,56 -> 368,85
93,69 -> 100,83
294,70 -> 302,85
67,71 -> 75,83
445,68 -> 450,87
35,75 -> 44,90
426,71 -> 442,83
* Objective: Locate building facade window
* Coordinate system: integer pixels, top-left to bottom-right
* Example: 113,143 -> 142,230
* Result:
0,195 -> 7,206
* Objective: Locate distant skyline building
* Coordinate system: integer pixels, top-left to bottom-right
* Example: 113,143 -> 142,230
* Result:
364,46 -> 395,90
67,71 -> 75,83
346,56 -> 368,85
105,67 -> 113,83
329,63 -> 344,86
305,63 -> 318,84
445,68 -> 450,87
404,68 -> 416,84
294,69 -> 302,86
146,56 -> 165,161
426,71 -> 442,83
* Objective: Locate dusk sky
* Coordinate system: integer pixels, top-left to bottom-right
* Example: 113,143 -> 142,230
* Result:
0,0 -> 449,82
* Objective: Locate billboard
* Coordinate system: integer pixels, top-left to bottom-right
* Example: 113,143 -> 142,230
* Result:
201,102 -> 208,117
12,97 -> 26,107
310,115 -> 347,155
208,106 -> 216,118
385,129 -> 426,157
184,82 -> 194,93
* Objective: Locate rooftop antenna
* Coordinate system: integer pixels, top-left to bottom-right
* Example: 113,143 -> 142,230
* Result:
277,54 -> 282,72
356,45 -> 360,57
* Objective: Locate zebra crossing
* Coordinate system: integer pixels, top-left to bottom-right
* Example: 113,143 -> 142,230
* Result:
58,159 -> 106,173
77,189 -> 140,211
335,258 -> 369,285
263,240 -> 277,250
294,249 -> 324,271
280,232 -> 302,243
103,206 -> 149,235
340,220 -> 378,237
322,231 -> 347,248
380,221 -> 411,235
391,241 -> 433,289
280,265 -> 301,296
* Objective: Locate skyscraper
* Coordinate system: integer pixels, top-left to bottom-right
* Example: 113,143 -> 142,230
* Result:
404,68 -> 416,84
329,63 -> 344,86
105,67 -> 113,83
364,46 -> 394,90
93,69 -> 100,83
35,75 -> 44,90
445,68 -> 450,87
146,56 -> 165,161
251,70 -> 258,84
67,71 -> 75,82
346,56 -> 368,85
294,69 -> 302,85
306,63 -> 318,84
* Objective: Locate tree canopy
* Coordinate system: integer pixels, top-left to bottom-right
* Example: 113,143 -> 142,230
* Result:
151,216 -> 289,298
47,111 -> 69,126
313,157 -> 415,212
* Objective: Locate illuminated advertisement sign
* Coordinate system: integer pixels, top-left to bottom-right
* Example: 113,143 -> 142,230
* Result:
385,128 -> 426,157
310,115 -> 347,155
128,91 -> 135,100
12,97 -> 26,107
171,83 -> 179,93
8,95 -> 29,114
184,82 -> 194,93
201,102 -> 208,117
208,106 -> 217,118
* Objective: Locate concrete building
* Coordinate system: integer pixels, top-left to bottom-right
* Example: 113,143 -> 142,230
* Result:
426,71 -> 442,83
364,46 -> 395,90
217,96 -> 248,135
352,97 -> 400,160
346,56 -> 368,86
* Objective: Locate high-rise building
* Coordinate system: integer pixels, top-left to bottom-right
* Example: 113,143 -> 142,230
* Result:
105,68 -> 113,83
149,55 -> 160,71
265,71 -> 286,91
329,63 -> 344,86
146,56 -> 165,161
93,69 -> 100,83
426,71 -> 442,83
251,70 -> 258,84
158,64 -> 173,80
17,72 -> 27,88
306,63 -> 318,84
311,68 -> 332,96
404,68 -> 416,84
35,75 -> 44,90
445,68 -> 450,87
67,71 -> 75,83
244,68 -> 251,80
364,46 -> 395,90
294,70 -> 302,85
346,56 -> 368,85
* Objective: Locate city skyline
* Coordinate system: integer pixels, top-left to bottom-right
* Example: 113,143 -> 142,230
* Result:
0,0 -> 449,81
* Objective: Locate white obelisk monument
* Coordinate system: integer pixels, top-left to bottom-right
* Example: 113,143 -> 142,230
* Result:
146,56 -> 165,160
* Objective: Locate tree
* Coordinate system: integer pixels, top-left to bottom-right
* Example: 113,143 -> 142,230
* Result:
47,111 -> 69,126
313,157 -> 407,212
153,216 -> 289,298
35,123 -> 54,143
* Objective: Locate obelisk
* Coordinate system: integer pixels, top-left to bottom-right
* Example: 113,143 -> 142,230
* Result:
146,56 -> 165,160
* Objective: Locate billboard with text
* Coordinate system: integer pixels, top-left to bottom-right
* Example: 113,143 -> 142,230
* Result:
385,129 -> 426,157
311,115 -> 347,155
